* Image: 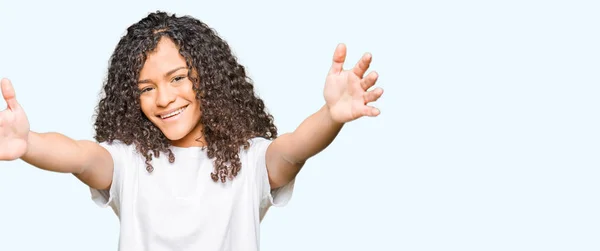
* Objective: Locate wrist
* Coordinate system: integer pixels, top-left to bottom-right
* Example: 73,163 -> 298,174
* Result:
21,131 -> 34,160
322,104 -> 345,126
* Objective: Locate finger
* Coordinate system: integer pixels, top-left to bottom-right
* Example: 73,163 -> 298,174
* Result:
352,52 -> 372,78
361,71 -> 379,90
361,105 -> 381,117
1,78 -> 20,110
328,43 -> 347,75
363,87 -> 384,103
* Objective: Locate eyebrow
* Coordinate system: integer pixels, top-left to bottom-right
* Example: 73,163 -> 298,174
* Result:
138,66 -> 188,84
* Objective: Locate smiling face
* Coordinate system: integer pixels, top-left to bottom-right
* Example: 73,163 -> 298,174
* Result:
137,37 -> 204,147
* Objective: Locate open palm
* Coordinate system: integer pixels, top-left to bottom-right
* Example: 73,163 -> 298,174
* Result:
324,44 -> 384,123
0,78 -> 29,160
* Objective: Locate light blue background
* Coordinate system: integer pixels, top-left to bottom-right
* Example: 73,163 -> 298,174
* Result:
0,0 -> 598,250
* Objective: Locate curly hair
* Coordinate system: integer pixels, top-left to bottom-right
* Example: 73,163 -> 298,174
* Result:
93,11 -> 278,183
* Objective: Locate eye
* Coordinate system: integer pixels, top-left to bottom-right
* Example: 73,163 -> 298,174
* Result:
172,75 -> 186,83
140,86 -> 154,93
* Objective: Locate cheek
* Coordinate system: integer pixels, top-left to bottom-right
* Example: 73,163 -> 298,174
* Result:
180,82 -> 202,112
191,97 -> 202,114
186,98 -> 201,120
139,97 -> 155,120
181,81 -> 198,99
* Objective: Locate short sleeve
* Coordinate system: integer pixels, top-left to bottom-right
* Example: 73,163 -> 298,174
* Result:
89,140 -> 133,216
249,137 -> 296,221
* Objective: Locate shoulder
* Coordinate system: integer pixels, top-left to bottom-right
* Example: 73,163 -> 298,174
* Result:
98,140 -> 139,159
240,137 -> 272,166
245,137 -> 272,154
248,137 -> 272,146
99,139 -> 134,149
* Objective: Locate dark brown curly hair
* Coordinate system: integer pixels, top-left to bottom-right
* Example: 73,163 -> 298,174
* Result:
93,11 -> 278,183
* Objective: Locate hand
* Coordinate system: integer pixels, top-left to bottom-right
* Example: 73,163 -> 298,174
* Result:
0,78 -> 30,160
324,43 -> 384,123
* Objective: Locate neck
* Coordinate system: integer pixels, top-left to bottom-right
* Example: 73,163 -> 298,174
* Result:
170,122 -> 206,148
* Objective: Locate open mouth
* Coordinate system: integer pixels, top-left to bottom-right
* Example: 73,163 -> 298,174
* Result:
159,105 -> 189,120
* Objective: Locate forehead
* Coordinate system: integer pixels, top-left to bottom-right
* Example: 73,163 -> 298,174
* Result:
139,37 -> 187,79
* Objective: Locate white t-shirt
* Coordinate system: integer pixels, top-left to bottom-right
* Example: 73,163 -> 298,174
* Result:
90,137 -> 295,251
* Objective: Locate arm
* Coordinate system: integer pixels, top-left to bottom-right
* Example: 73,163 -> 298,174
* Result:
266,44 -> 384,189
266,106 -> 343,189
23,132 -> 114,190
0,78 -> 114,190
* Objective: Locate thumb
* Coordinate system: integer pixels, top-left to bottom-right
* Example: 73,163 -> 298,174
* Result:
328,43 -> 347,75
1,78 -> 21,110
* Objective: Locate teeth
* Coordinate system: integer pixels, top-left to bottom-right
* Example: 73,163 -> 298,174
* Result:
161,107 -> 185,119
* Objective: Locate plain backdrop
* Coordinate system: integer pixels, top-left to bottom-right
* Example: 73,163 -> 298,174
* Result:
0,0 -> 599,250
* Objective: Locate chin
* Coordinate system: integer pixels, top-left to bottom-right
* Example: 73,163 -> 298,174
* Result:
163,125 -> 199,142
154,118 -> 200,145
162,131 -> 187,141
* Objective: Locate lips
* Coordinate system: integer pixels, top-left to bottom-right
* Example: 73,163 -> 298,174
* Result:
157,105 -> 188,119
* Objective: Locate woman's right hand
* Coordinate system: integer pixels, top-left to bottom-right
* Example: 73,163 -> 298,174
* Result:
0,78 -> 30,160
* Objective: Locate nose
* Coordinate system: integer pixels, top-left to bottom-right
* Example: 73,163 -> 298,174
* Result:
155,85 -> 177,107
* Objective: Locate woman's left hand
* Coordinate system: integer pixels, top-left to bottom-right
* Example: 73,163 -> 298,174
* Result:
323,43 -> 384,124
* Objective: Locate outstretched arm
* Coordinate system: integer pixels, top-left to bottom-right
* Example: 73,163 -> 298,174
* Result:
0,78 -> 114,190
266,44 -> 384,189
23,132 -> 114,190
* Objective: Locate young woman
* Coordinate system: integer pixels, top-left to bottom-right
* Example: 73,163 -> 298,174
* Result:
0,11 -> 383,251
